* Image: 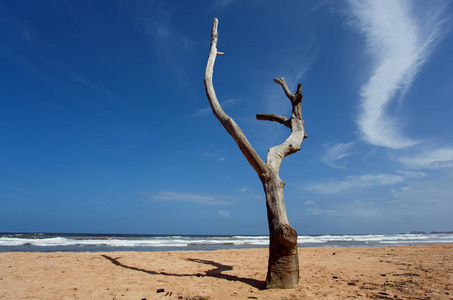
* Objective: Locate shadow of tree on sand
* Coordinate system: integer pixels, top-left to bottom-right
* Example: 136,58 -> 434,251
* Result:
101,255 -> 265,290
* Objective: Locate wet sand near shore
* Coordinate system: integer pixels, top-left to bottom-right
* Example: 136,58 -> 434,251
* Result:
1,244 -> 452,299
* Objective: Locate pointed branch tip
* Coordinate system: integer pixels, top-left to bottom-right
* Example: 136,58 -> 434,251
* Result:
212,18 -> 219,34
296,83 -> 302,94
273,77 -> 285,84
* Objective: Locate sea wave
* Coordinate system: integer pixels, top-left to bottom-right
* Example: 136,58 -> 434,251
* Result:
0,232 -> 452,252
0,234 -> 270,248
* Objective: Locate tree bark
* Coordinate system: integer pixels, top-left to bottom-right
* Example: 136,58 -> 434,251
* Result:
263,175 -> 299,289
204,18 -> 306,289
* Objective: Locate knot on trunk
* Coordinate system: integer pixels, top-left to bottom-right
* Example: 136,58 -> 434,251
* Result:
266,224 -> 299,289
276,224 -> 298,249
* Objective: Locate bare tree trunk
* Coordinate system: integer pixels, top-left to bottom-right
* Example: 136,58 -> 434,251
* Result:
263,176 -> 299,288
204,18 -> 307,289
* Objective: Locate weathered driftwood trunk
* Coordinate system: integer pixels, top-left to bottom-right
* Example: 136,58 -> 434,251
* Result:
263,176 -> 299,288
204,19 -> 306,289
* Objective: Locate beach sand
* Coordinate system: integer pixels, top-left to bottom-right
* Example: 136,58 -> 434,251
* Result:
1,244 -> 452,299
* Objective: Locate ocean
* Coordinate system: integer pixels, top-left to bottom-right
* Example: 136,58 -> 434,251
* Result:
1,232 -> 452,252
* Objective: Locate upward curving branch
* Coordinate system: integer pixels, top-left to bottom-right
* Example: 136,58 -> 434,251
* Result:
259,77 -> 306,171
204,18 -> 270,181
204,18 -> 307,176
274,78 -> 303,103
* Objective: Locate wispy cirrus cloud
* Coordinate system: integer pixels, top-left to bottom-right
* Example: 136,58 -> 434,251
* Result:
217,210 -> 230,218
306,167 -> 431,195
399,147 -> 453,169
348,0 -> 450,149
321,141 -> 357,169
298,200 -> 380,219
188,98 -> 241,118
136,6 -> 193,51
198,149 -> 226,162
304,208 -> 337,216
239,186 -> 251,193
390,174 -> 453,225
396,170 -> 426,179
139,191 -> 260,206
207,0 -> 233,15
306,173 -> 404,194
1,41 -> 120,104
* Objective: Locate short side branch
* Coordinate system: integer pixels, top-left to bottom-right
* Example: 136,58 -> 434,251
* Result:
273,78 -> 294,101
273,78 -> 303,105
256,113 -> 291,128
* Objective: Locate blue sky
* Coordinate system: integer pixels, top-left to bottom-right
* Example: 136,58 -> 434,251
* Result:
1,0 -> 452,235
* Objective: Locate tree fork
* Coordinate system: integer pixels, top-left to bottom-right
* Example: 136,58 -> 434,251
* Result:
204,18 -> 306,289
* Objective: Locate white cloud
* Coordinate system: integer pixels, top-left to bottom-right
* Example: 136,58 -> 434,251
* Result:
396,170 -> 426,179
399,147 -> 453,169
207,0 -> 233,14
390,176 -> 453,221
290,64 -> 311,89
198,149 -> 225,162
348,200 -> 382,219
302,200 -> 380,219
188,107 -> 212,118
298,200 -> 382,222
401,186 -> 413,192
140,191 -> 261,206
0,193 -> 29,204
188,98 -> 241,118
136,8 -> 193,51
305,208 -> 336,216
306,173 -> 404,194
239,186 -> 251,193
304,200 -> 315,205
321,141 -> 357,169
141,191 -> 231,205
348,0 -> 449,149
217,210 -> 230,218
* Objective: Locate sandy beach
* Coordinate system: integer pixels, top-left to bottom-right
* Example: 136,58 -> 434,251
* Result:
1,244 -> 452,299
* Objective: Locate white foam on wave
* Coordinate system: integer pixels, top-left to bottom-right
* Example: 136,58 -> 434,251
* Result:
1,233 -> 452,248
0,235 -> 270,247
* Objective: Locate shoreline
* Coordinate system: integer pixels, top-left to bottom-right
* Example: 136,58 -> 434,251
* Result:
1,244 -> 452,299
2,242 -> 453,254
3,232 -> 453,251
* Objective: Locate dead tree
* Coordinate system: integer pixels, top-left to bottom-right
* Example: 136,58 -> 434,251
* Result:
204,18 -> 307,289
